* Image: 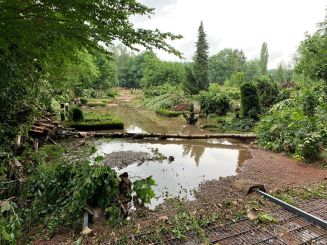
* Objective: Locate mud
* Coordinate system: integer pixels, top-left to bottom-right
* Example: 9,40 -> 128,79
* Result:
102,151 -> 152,169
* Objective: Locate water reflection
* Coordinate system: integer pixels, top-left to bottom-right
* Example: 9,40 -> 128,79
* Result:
94,100 -> 210,134
94,138 -> 252,208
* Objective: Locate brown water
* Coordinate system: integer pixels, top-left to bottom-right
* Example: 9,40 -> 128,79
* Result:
102,99 -> 209,134
93,138 -> 251,208
91,95 -> 251,208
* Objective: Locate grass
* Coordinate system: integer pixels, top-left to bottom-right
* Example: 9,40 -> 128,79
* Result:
67,119 -> 123,130
66,109 -> 124,130
87,102 -> 106,107
155,109 -> 183,117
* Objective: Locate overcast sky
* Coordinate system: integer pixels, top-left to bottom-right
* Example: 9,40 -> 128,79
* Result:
132,0 -> 326,69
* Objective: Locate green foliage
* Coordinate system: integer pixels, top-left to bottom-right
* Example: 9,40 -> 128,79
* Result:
67,119 -> 124,131
240,82 -> 262,120
87,102 -> 106,107
80,98 -> 88,105
143,85 -> 188,111
0,201 -> 21,244
295,32 -> 327,82
68,107 -> 84,122
256,83 -> 327,162
255,76 -> 279,110
209,48 -> 246,84
133,177 -> 156,205
254,212 -> 276,224
303,90 -> 318,117
259,42 -> 269,75
193,22 -> 209,92
244,60 -> 261,82
23,161 -> 120,234
0,0 -> 182,154
200,91 -> 231,116
155,109 -> 182,117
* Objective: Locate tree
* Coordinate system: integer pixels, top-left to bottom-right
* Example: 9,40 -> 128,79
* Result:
244,59 -> 261,82
193,21 -> 209,92
274,63 -> 287,83
259,42 -> 269,75
240,82 -> 262,120
0,0 -> 182,151
209,48 -> 246,84
295,32 -> 327,82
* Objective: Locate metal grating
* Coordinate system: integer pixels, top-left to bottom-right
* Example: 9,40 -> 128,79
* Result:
112,199 -> 327,245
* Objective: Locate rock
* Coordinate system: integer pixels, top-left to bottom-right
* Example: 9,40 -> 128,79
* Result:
168,156 -> 175,162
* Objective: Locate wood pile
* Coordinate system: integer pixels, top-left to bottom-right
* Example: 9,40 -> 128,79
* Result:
29,118 -> 61,137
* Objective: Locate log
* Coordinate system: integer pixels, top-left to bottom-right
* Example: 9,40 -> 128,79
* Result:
92,132 -> 256,140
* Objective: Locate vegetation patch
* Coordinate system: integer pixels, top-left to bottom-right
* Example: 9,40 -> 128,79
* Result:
67,119 -> 124,130
87,102 -> 107,107
155,109 -> 182,117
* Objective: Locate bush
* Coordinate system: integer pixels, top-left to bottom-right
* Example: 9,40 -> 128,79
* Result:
303,91 -> 318,117
200,92 -> 231,116
107,90 -> 118,98
155,109 -> 182,117
68,107 -> 84,122
256,84 -> 327,162
240,82 -> 261,120
23,161 -> 120,234
255,76 -> 279,110
80,98 -> 88,105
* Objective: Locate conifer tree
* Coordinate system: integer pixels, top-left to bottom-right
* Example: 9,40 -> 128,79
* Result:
193,21 -> 209,92
259,42 -> 269,74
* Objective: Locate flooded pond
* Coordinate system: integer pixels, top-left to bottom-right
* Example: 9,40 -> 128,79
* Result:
93,138 -> 251,208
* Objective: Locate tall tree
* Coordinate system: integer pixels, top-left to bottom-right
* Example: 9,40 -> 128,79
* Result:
193,21 -> 209,92
0,0 -> 182,151
259,42 -> 269,75
208,48 -> 246,84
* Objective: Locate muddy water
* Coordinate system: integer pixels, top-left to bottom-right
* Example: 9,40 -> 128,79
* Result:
94,138 -> 251,209
104,100 -> 209,134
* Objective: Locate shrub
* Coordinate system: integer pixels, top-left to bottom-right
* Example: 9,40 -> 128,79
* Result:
107,90 -> 118,98
240,82 -> 261,120
200,92 -> 231,116
68,107 -> 84,122
80,98 -> 88,105
255,76 -> 279,110
255,85 -> 327,162
303,92 -> 318,117
23,161 -> 120,234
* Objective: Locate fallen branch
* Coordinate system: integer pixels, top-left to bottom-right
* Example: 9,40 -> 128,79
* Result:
92,132 -> 256,140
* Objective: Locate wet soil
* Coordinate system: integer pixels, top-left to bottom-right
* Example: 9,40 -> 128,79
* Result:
102,151 -> 152,169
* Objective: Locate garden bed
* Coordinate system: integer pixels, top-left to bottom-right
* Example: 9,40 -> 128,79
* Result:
67,119 -> 124,130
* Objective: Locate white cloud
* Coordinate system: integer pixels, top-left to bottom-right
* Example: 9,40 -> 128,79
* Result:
133,0 -> 326,68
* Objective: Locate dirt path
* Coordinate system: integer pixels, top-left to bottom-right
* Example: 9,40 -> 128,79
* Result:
116,88 -> 136,103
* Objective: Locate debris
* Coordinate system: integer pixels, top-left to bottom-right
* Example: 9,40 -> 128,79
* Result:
168,156 -> 175,162
247,208 -> 259,220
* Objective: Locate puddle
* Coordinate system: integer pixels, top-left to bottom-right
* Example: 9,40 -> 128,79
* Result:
94,138 -> 251,209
